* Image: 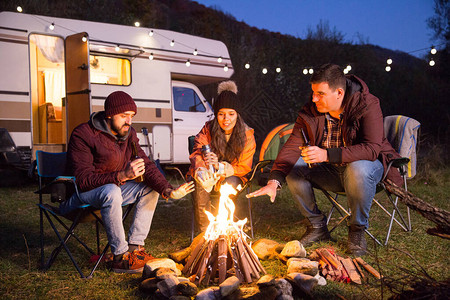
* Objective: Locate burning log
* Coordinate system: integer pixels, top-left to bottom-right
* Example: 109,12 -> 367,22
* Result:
183,183 -> 266,286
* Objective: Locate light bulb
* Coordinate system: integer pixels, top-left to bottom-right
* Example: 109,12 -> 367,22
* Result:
346,65 -> 352,71
387,58 -> 392,65
429,59 -> 435,66
149,53 -> 154,60
49,23 -> 55,30
115,46 -> 120,52
217,56 -> 222,63
308,68 -> 313,74
186,59 -> 190,67
276,67 -> 281,73
343,69 -> 349,74
134,21 -> 140,27
170,40 -> 175,47
17,6 -> 23,12
303,69 -> 308,75
224,64 -> 228,72
193,49 -> 198,55
430,47 -> 437,55
148,30 -> 154,37
82,36 -> 87,42
262,68 -> 268,74
385,66 -> 391,72
245,63 -> 250,69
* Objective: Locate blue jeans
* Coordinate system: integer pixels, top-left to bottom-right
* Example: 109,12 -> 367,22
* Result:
59,181 -> 159,255
285,157 -> 383,229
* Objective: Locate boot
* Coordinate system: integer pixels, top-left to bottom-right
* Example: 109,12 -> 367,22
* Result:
348,225 -> 367,256
300,226 -> 332,246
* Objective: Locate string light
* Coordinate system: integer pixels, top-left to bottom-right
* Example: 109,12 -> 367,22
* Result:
27,13 -> 446,75
82,35 -> 87,42
17,6 -> 23,12
185,59 -> 190,67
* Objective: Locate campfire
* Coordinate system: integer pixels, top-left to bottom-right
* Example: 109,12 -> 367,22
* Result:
182,183 -> 266,285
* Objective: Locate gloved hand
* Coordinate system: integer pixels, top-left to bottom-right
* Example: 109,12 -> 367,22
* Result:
170,181 -> 195,199
194,167 -> 219,193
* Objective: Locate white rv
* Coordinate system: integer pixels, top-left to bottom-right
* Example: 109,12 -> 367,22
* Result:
0,11 -> 233,169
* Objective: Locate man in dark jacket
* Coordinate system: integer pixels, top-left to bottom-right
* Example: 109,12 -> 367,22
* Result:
60,91 -> 194,273
248,64 -> 402,256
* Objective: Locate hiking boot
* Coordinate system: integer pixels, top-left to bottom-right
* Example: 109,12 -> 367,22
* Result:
110,249 -> 153,274
347,225 -> 367,257
300,226 -> 332,246
133,245 -> 155,262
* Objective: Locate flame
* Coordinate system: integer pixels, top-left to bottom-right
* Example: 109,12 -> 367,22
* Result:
204,183 -> 247,241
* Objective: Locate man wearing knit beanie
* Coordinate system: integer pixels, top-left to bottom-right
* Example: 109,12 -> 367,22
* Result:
61,91 -> 194,274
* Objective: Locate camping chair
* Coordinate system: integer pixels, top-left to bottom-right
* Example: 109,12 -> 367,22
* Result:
323,115 -> 420,245
36,151 -> 136,278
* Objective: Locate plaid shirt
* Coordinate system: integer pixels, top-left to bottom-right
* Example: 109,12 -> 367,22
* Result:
322,113 -> 345,153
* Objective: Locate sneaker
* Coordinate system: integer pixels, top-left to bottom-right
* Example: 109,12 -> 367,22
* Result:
347,225 -> 367,256
133,245 -> 155,262
300,226 -> 332,246
110,250 -> 151,274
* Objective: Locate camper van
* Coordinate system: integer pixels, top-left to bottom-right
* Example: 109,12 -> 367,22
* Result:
0,11 -> 233,170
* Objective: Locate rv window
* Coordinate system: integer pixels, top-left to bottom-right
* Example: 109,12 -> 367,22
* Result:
90,55 -> 131,85
173,87 -> 206,112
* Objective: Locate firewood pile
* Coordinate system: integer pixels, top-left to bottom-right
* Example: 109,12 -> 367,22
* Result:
310,247 -> 381,284
182,232 -> 266,286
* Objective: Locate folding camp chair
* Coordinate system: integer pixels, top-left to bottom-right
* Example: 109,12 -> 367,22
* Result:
36,151 -> 136,278
323,115 -> 420,245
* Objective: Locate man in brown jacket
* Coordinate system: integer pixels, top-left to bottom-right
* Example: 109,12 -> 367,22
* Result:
248,64 -> 402,256
60,91 -> 194,273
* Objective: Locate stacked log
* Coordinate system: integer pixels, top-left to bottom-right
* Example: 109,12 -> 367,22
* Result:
182,233 -> 266,286
310,248 -> 381,284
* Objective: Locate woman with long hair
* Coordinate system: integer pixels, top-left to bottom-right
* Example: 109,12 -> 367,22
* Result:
187,81 -> 256,232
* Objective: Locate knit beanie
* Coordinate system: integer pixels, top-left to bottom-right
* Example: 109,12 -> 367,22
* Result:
213,81 -> 240,115
104,91 -> 137,117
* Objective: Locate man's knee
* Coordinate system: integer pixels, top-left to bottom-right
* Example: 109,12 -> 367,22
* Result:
99,184 -> 123,205
346,160 -> 381,181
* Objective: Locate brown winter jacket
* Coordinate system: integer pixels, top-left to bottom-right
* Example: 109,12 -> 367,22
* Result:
66,111 -> 173,197
269,75 -> 403,187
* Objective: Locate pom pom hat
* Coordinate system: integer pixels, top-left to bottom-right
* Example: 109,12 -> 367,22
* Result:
104,91 -> 137,117
213,80 -> 241,115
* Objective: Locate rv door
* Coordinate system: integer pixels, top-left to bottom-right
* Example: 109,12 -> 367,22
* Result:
65,32 -> 91,142
171,81 -> 213,164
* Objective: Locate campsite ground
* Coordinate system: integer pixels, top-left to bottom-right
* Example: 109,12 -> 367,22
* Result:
0,161 -> 449,299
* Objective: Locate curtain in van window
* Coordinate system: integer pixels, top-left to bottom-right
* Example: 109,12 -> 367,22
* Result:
31,35 -> 64,63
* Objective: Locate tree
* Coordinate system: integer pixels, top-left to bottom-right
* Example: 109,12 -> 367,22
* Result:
427,0 -> 450,48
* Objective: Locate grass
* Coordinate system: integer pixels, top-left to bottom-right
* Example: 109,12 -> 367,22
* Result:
0,165 -> 449,299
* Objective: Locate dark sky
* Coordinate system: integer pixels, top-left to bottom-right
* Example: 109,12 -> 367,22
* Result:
195,0 -> 436,58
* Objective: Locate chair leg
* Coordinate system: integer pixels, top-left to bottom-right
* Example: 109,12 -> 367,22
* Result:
42,209 -> 87,277
247,190 -> 254,239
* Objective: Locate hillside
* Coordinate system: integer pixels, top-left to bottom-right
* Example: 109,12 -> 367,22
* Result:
1,0 -> 448,148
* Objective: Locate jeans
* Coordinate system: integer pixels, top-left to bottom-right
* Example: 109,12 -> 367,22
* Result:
192,176 -> 243,232
285,157 -> 383,229
59,181 -> 159,255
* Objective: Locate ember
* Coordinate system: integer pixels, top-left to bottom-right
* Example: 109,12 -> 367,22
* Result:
182,183 -> 266,285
